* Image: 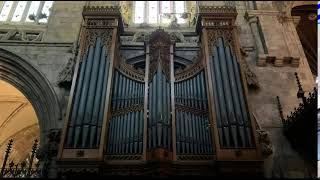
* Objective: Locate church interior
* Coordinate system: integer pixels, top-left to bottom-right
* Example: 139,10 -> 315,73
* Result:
0,1 -> 317,178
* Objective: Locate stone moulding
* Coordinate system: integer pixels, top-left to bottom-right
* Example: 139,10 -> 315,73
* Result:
0,29 -> 44,42
257,54 -> 300,67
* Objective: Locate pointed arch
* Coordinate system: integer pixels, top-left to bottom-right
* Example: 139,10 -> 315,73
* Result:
0,48 -> 61,142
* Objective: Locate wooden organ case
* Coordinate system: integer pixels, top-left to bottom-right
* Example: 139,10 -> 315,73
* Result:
57,6 -> 263,177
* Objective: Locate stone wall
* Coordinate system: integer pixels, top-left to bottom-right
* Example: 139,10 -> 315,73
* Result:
236,1 -> 316,178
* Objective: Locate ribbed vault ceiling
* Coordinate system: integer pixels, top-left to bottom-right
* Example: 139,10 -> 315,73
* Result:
0,80 -> 39,164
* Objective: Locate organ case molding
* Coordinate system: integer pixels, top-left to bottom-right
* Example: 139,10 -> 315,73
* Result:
198,6 -> 262,161
58,6 -> 123,161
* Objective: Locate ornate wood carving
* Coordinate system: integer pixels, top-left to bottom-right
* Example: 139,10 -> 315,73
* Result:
175,104 -> 208,116
79,28 -> 113,60
175,59 -> 204,82
116,58 -> 145,82
79,6 -> 122,60
82,6 -> 122,17
148,29 -> 174,81
199,6 -> 237,55
198,6 -> 237,15
177,155 -> 214,161
111,104 -> 144,117
104,155 -> 142,161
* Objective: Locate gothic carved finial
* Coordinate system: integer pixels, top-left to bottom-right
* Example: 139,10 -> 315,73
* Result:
276,96 -> 285,124
148,29 -> 172,80
294,72 -> 306,102
0,139 -> 14,177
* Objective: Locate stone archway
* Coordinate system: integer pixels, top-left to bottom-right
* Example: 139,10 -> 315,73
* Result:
291,4 -> 317,75
0,48 -> 61,143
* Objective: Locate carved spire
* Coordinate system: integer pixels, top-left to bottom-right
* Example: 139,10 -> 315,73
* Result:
276,96 -> 285,124
294,72 -> 306,103
0,139 -> 13,177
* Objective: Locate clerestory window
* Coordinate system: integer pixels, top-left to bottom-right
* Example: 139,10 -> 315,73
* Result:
0,1 -> 53,23
133,1 -> 186,25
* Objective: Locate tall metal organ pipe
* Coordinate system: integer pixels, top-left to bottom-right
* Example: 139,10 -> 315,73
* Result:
65,37 -> 110,149
148,62 -> 171,150
174,70 -> 213,155
106,69 -> 145,155
210,37 -> 254,148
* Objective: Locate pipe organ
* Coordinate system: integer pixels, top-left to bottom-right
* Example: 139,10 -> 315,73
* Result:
65,37 -> 110,149
175,70 -> 214,158
148,60 -> 172,151
210,38 -> 253,148
106,67 -> 145,158
58,5 -> 263,177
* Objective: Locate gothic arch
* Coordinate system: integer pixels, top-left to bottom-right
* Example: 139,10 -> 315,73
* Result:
272,1 -> 317,17
291,1 -> 317,12
0,48 -> 61,142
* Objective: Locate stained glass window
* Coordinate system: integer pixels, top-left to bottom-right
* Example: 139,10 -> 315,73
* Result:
0,1 -> 54,23
39,1 -> 53,23
25,1 -> 41,22
174,1 -> 185,24
134,1 -> 145,24
0,1 -> 13,21
133,1 -> 186,25
148,1 -> 158,24
11,1 -> 27,22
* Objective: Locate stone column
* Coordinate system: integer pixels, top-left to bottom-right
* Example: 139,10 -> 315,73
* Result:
248,16 -> 265,55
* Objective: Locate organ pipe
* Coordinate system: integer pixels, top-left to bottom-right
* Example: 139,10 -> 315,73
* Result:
65,37 -> 110,149
174,70 -> 213,155
209,37 -> 254,148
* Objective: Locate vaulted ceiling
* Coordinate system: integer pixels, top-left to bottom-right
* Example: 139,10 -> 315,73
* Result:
0,80 -> 39,164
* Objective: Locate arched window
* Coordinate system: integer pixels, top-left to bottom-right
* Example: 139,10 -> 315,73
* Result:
0,1 -> 53,23
133,1 -> 186,24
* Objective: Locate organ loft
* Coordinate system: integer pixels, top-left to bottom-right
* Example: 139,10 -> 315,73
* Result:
0,1 -> 317,178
